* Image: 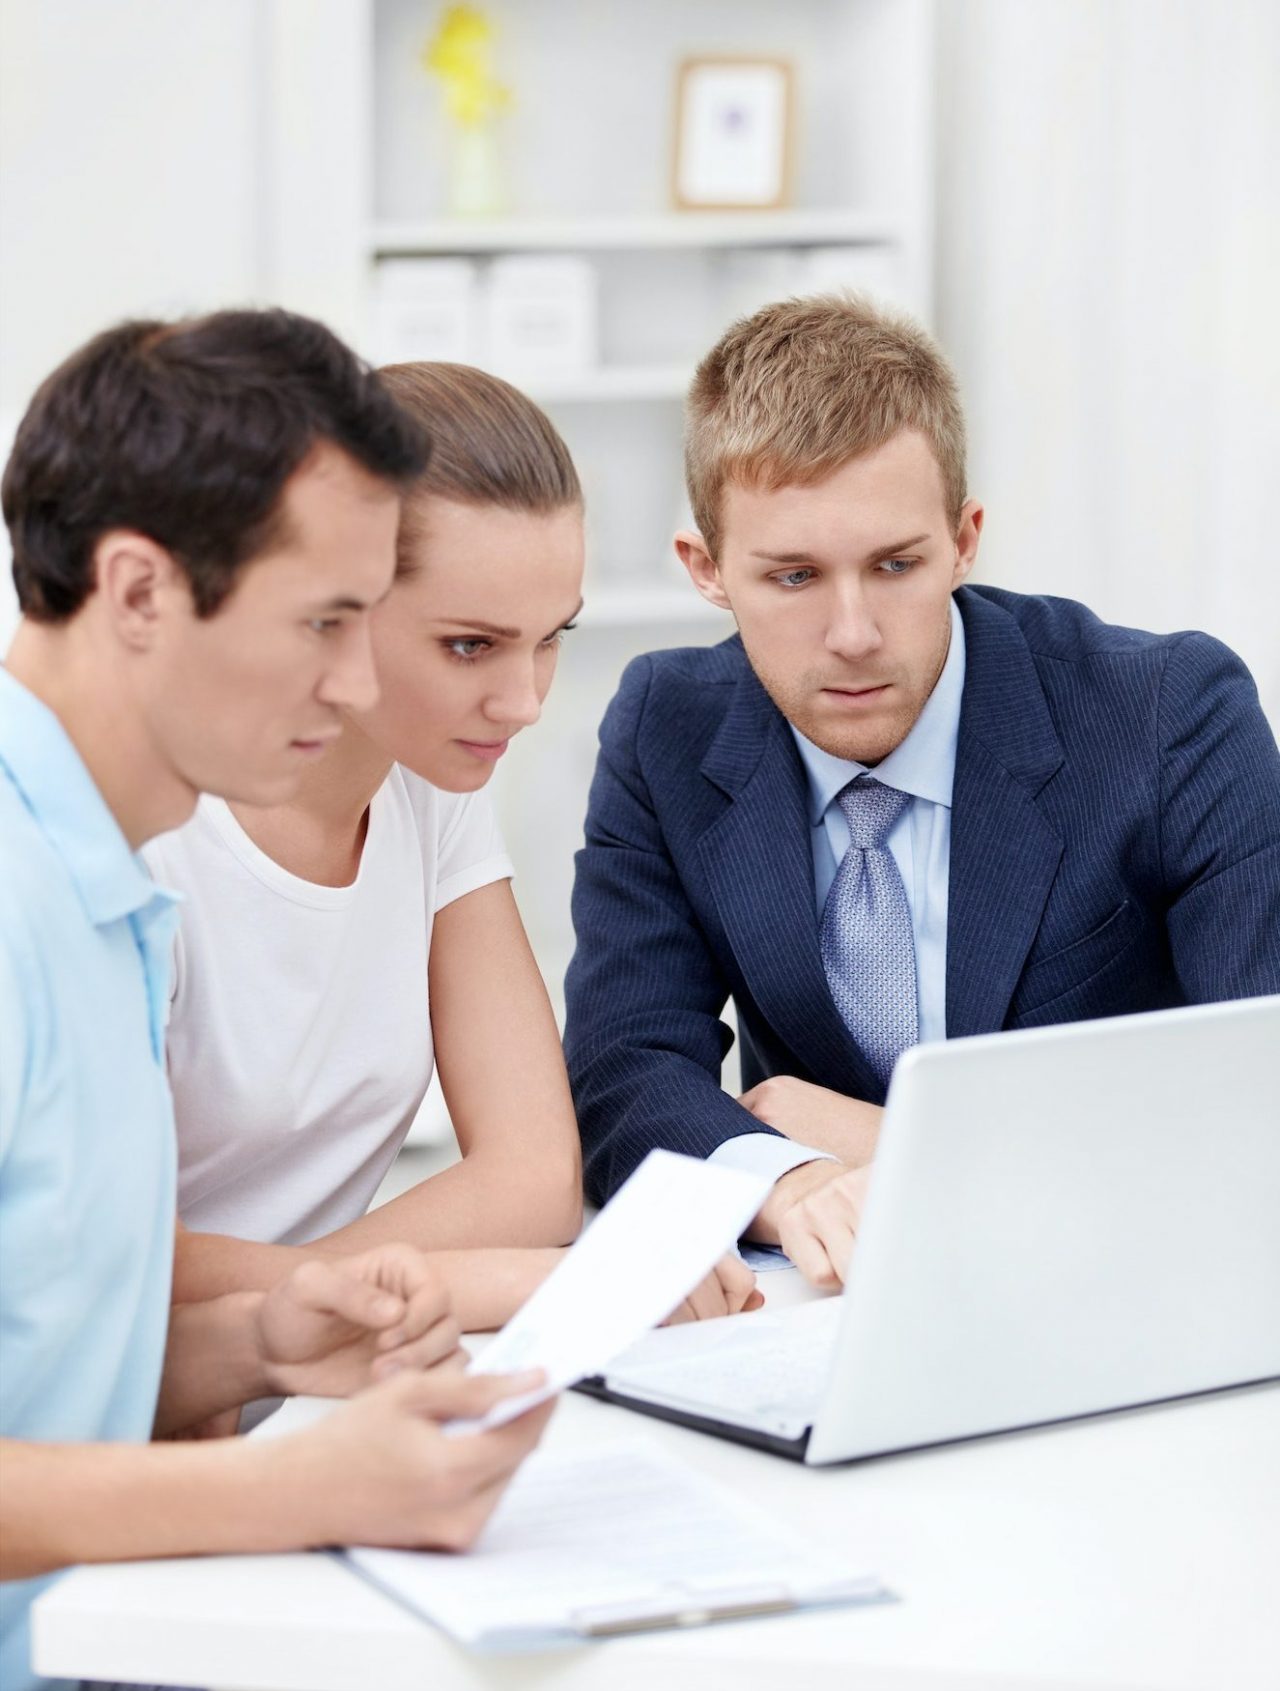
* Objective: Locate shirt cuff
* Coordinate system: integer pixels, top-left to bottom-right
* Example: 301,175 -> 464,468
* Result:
706,1132 -> 836,1187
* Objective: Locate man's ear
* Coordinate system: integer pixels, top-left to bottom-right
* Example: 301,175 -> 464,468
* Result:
93,530 -> 185,651
951,499 -> 984,588
674,530 -> 733,611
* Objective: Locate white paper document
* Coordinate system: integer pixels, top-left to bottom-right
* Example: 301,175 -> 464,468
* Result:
346,1437 -> 886,1649
601,1297 -> 844,1441
457,1149 -> 773,1431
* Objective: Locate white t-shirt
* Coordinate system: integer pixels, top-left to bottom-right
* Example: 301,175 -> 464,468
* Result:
143,768 -> 512,1245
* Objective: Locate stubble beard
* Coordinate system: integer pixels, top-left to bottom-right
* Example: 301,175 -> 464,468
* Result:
743,613 -> 953,768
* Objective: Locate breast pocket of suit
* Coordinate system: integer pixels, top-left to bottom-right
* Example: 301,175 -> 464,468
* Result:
1010,898 -> 1145,1022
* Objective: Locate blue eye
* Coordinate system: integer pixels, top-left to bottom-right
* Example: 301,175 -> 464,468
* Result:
446,637 -> 490,661
878,559 -> 915,575
775,569 -> 814,589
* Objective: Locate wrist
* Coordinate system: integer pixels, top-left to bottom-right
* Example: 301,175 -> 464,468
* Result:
231,1289 -> 276,1399
477,1246 -> 566,1330
522,1247 -> 566,1297
169,1430 -> 337,1557
237,1426 -> 333,1553
752,1159 -> 841,1243
157,1290 -> 271,1435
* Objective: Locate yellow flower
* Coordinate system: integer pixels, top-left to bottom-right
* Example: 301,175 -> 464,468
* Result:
421,5 -> 512,129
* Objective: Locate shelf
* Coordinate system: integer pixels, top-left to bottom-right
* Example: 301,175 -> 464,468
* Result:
516,365 -> 692,404
581,587 -> 731,628
370,208 -> 900,258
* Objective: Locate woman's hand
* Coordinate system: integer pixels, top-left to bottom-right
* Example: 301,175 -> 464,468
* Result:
662,1253 -> 764,1324
257,1242 -> 463,1400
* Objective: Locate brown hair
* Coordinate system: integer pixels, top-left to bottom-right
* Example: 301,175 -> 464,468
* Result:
4,311 -> 428,621
684,294 -> 967,560
377,362 -> 581,576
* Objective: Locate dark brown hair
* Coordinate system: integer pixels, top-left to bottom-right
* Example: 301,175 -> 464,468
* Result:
3,309 -> 430,621
377,362 -> 581,576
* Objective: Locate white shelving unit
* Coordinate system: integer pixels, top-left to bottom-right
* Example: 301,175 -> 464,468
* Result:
263,0 -> 935,609
261,0 -> 936,991
508,365 -> 693,405
370,208 -> 904,256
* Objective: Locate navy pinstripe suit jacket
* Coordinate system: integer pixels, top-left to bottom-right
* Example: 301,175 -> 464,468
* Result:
564,585 -> 1280,1205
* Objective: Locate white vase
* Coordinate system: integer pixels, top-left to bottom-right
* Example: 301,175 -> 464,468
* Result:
448,123 -> 505,218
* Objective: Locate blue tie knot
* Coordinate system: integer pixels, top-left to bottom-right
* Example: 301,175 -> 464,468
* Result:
836,776 -> 911,849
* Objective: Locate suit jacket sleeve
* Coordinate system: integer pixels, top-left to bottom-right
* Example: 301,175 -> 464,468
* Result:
1159,633 -> 1280,998
564,655 -> 780,1205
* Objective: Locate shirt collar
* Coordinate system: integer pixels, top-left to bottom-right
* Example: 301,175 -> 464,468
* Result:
0,665 -> 179,929
788,596 -> 967,823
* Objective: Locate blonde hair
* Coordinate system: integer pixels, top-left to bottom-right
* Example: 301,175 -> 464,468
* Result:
684,294 -> 967,559
377,362 -> 581,576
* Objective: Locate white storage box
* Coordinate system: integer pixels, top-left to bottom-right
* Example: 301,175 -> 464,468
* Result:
371,257 -> 481,365
482,254 -> 599,377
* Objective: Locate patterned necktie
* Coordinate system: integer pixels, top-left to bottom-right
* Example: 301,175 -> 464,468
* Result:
820,775 -> 919,1088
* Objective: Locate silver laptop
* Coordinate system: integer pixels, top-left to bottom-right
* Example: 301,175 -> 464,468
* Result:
578,996 -> 1280,1463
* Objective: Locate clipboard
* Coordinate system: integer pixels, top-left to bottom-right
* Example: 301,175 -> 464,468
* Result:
343,1437 -> 888,1650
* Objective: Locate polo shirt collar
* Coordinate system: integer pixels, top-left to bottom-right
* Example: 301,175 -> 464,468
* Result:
0,665 -> 177,928
789,595 -> 967,823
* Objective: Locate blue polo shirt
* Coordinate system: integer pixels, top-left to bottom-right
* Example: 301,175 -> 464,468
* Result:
0,666 -> 180,1691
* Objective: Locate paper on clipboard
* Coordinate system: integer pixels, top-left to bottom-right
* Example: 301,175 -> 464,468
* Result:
453,1149 -> 772,1432
346,1437 -> 887,1649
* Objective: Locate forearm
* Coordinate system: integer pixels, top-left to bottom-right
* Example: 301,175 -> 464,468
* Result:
295,1242 -> 559,1331
739,1078 -> 883,1166
0,1435 -> 319,1581
169,1170 -> 576,1302
315,1147 -> 580,1256
424,883 -> 584,1246
434,1247 -> 563,1330
174,1222 -> 559,1335
156,1291 -> 271,1434
566,885 -> 756,1201
1160,635 -> 1280,998
172,1223 -> 298,1302
572,1039 -> 768,1203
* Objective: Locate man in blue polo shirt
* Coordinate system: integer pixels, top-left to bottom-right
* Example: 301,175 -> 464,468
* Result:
0,311 -> 552,1691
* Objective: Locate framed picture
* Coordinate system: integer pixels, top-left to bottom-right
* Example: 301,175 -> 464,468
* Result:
673,58 -> 793,211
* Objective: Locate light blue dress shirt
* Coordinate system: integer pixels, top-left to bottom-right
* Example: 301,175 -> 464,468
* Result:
0,667 -> 180,1691
712,598 -> 966,1185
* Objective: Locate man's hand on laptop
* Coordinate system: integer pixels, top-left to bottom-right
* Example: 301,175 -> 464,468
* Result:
663,1253 -> 765,1324
751,1162 -> 874,1289
739,1077 -> 882,1167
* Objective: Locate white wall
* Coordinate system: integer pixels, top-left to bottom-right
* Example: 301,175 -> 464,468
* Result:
0,0 -> 267,414
0,0 -> 270,642
4,0 -> 1278,706
935,0 -> 1280,721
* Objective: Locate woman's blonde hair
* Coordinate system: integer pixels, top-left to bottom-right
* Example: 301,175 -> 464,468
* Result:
684,294 -> 967,559
377,362 -> 581,575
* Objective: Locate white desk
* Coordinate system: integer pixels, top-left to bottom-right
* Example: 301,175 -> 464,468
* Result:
33,1271 -> 1280,1691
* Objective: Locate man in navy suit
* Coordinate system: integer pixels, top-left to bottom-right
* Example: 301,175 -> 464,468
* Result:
564,295 -> 1280,1287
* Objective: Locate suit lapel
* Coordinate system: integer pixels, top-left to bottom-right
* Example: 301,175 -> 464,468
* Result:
698,660 -> 883,1099
946,591 -> 1066,1037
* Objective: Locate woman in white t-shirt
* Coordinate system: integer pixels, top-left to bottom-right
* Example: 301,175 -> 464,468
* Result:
150,363 -> 757,1331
